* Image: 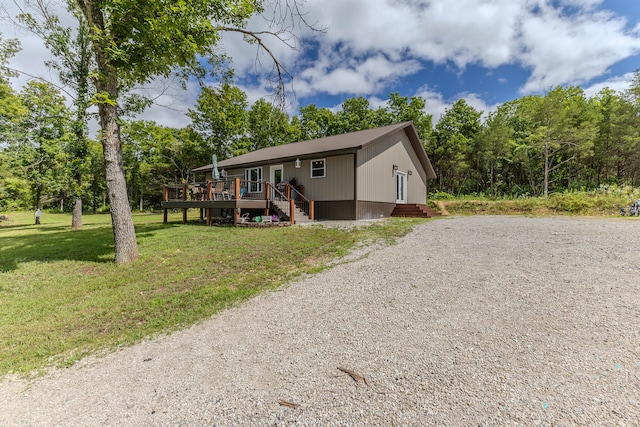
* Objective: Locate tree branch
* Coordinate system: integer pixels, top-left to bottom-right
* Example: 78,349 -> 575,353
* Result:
217,26 -> 291,109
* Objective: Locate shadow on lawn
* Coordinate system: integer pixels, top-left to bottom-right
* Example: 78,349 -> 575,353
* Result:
0,222 -> 178,272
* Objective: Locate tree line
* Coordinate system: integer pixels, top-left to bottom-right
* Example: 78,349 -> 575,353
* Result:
2,0 -> 319,263
3,73 -> 640,213
4,0 -> 640,265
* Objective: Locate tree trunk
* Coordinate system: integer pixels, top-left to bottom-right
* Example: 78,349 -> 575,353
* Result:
72,197 -> 82,228
543,139 -> 550,197
99,95 -> 139,263
82,0 -> 138,263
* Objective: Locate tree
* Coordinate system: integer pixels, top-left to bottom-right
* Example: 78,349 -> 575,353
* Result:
591,88 -> 636,184
17,0 -> 94,229
0,35 -> 28,210
475,107 -> 513,196
386,93 -> 432,142
120,120 -> 209,208
297,104 -> 338,140
621,70 -> 640,185
14,81 -> 70,210
69,0 -> 309,263
335,97 -> 378,133
245,98 -> 290,153
525,87 -> 596,195
188,82 -> 249,159
0,34 -> 20,79
429,99 -> 481,194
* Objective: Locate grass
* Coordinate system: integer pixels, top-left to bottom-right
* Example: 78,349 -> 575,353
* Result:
430,189 -> 639,216
0,211 -> 423,377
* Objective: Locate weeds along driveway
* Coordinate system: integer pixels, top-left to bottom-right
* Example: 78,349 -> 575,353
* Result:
1,216 -> 640,426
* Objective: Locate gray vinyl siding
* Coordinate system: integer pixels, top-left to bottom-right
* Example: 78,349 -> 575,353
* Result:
357,131 -> 427,204
283,154 -> 354,201
224,156 -> 354,202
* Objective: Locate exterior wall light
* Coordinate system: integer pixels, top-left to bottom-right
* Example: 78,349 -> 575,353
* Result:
295,158 -> 301,168
408,170 -> 412,175
392,164 -> 398,175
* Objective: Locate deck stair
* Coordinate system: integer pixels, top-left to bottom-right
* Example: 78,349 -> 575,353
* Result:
391,203 -> 442,218
271,200 -> 313,224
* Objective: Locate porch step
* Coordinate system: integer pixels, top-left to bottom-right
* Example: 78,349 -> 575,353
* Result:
391,204 -> 442,218
271,200 -> 313,224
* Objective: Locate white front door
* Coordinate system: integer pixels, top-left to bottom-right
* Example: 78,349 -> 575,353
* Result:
396,171 -> 407,204
270,165 -> 284,198
270,165 -> 283,185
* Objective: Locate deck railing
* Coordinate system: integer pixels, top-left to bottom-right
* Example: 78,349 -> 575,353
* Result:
267,182 -> 291,219
289,185 -> 315,221
162,177 -> 314,223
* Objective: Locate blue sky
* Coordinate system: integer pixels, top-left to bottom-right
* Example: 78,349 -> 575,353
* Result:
222,0 -> 640,122
5,0 -> 640,128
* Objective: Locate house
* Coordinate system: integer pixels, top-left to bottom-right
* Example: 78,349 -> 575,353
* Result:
188,121 -> 438,221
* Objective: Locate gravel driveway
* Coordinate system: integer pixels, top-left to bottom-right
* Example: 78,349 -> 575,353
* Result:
2,216 -> 640,426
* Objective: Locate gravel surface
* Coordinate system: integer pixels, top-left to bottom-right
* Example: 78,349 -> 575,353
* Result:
2,216 -> 640,426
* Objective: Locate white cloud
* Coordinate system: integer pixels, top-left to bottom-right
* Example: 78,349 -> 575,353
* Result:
413,85 -> 448,123
583,72 -> 635,97
518,5 -> 640,92
258,0 -> 640,100
414,85 -> 499,124
4,0 -> 640,130
296,52 -> 422,96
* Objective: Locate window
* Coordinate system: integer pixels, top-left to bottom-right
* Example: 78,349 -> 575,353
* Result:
245,167 -> 262,192
311,159 -> 326,178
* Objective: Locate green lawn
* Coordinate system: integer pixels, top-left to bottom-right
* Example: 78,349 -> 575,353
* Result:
0,211 -> 422,376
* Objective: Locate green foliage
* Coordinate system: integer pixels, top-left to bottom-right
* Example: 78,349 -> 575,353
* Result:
11,81 -> 71,209
298,104 -> 339,139
78,0 -> 257,85
429,99 -> 482,194
334,97 -> 379,132
386,92 -> 432,141
0,212 -> 419,375
120,120 -> 209,208
433,189 -> 636,216
0,34 -> 20,79
187,82 -> 249,159
244,98 -> 290,153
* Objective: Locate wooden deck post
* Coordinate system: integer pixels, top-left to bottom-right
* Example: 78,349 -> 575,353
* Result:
264,182 -> 270,216
289,199 -> 295,224
206,208 -> 212,226
207,180 -> 213,200
163,208 -> 168,223
285,183 -> 291,199
234,178 -> 241,200
182,183 -> 187,224
309,201 -> 314,221
233,208 -> 239,226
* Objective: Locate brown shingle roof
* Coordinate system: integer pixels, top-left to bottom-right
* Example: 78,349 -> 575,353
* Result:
194,121 -> 436,179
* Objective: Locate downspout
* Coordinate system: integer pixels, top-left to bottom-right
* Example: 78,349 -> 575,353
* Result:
353,152 -> 358,220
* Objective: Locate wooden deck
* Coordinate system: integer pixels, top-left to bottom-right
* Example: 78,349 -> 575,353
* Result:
161,178 -> 314,226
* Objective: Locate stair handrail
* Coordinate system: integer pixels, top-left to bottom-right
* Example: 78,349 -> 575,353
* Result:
288,185 -> 314,220
268,184 -> 291,218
